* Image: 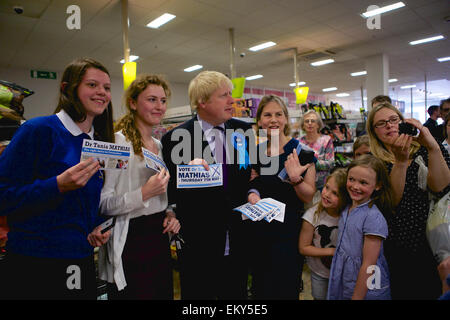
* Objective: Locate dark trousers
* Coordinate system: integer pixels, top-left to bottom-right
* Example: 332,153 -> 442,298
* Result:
384,240 -> 441,300
250,240 -> 304,300
107,212 -> 173,300
0,251 -> 97,300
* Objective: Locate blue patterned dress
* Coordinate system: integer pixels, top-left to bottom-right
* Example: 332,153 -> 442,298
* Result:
327,201 -> 391,300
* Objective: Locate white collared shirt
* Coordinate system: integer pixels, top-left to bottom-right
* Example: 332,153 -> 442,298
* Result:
56,110 -> 94,139
196,114 -> 226,163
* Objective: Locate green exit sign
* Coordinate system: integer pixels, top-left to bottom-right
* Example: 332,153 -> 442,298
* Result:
30,70 -> 57,80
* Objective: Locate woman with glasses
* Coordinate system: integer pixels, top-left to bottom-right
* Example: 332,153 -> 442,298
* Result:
299,110 -> 334,194
367,102 -> 450,299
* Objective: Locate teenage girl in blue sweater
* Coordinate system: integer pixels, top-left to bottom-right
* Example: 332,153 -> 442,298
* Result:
0,58 -> 114,299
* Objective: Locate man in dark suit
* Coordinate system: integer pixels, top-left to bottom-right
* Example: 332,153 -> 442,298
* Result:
423,105 -> 443,142
161,71 -> 253,299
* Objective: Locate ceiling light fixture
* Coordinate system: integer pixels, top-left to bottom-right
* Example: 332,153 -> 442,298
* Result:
311,59 -> 335,66
289,81 -> 306,87
322,87 -> 337,92
249,42 -> 276,52
437,56 -> 450,62
361,2 -> 405,18
400,85 -> 416,89
146,13 -> 176,29
120,55 -> 139,63
388,78 -> 398,83
351,71 -> 367,77
183,65 -> 203,72
409,35 -> 444,45
336,93 -> 350,97
246,74 -> 263,80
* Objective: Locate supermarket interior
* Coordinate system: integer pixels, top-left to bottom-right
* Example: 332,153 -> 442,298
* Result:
0,0 -> 449,302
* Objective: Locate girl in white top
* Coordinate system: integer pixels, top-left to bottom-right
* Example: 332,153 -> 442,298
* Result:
98,74 -> 180,299
299,168 -> 349,300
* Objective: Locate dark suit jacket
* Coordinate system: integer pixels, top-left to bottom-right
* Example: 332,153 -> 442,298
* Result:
424,118 -> 443,142
161,115 -> 253,257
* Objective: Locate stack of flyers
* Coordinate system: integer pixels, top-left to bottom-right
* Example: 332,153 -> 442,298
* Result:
142,147 -> 167,172
80,139 -> 130,170
234,198 -> 285,223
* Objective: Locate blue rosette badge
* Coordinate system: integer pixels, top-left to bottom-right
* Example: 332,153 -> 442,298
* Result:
231,132 -> 249,170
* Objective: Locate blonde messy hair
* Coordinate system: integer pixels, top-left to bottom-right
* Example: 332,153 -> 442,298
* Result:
188,71 -> 233,110
115,74 -> 171,157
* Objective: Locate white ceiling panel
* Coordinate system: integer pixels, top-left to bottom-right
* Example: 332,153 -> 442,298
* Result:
0,0 -> 448,96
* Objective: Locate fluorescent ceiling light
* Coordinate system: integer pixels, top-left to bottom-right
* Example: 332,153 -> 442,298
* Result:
362,2 -> 405,18
336,93 -> 350,97
249,41 -> 276,52
120,55 -> 139,63
183,65 -> 203,72
409,35 -> 444,45
311,59 -> 334,66
437,56 -> 450,62
351,71 -> 367,77
289,81 -> 306,87
322,87 -> 337,92
401,85 -> 416,89
146,13 -> 176,29
388,78 -> 398,83
246,74 -> 263,80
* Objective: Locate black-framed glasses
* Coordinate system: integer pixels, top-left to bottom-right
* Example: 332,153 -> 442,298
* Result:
304,119 -> 316,124
373,116 -> 401,128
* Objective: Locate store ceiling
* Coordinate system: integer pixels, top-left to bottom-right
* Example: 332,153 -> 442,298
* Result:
0,0 -> 449,97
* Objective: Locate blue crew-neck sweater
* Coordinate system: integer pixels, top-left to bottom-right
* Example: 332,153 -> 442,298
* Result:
0,114 -> 104,259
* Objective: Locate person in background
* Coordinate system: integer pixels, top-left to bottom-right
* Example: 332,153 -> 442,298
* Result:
442,113 -> 450,155
353,135 -> 371,159
299,110 -> 334,195
423,105 -> 443,142
247,95 -> 316,299
0,58 -> 114,299
299,168 -> 349,300
161,71 -> 253,299
98,74 -> 180,299
371,95 -> 392,108
328,155 -> 393,300
438,98 -> 450,144
367,102 -> 450,299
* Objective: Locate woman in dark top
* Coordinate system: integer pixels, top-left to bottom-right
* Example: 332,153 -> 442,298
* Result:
367,102 -> 450,299
247,95 -> 316,299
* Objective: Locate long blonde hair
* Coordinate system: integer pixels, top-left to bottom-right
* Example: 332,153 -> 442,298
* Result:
366,102 -> 420,163
115,74 -> 171,157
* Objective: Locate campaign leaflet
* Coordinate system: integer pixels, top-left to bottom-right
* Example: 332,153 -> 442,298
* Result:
234,198 -> 285,223
142,147 -> 167,172
176,164 -> 223,188
80,139 -> 130,170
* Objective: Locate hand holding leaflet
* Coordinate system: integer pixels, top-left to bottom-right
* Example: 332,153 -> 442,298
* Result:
278,143 -> 316,181
234,198 -> 285,223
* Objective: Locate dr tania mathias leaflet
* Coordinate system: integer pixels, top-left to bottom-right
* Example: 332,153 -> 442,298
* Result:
81,139 -> 130,170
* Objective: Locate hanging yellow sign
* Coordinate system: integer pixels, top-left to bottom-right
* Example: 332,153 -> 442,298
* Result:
123,61 -> 137,90
294,87 -> 309,104
232,77 -> 246,98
